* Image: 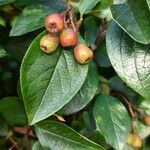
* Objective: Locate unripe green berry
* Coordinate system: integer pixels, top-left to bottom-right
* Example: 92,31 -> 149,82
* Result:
45,13 -> 64,33
60,28 -> 78,47
74,44 -> 93,64
40,34 -> 59,54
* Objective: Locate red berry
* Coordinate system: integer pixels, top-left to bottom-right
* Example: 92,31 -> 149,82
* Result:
45,13 -> 64,33
40,34 -> 59,54
74,44 -> 93,64
60,28 -> 78,47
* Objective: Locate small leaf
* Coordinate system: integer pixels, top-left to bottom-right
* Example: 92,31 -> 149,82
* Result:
35,120 -> 105,150
0,45 -> 7,59
106,21 -> 150,98
20,31 -> 89,125
0,97 -> 28,126
93,94 -> 131,150
10,0 -> 66,36
0,0 -> 15,6
111,0 -> 150,44
59,62 -> 99,115
79,0 -> 101,15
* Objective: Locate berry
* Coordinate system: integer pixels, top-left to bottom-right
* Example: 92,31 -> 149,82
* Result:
127,133 -> 142,148
60,28 -> 78,47
45,13 -> 64,33
40,34 -> 59,54
74,44 -> 93,64
143,115 -> 150,126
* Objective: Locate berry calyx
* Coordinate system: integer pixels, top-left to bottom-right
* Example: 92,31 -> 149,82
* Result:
143,115 -> 150,126
60,28 -> 78,47
45,13 -> 64,33
40,34 -> 59,54
74,44 -> 93,64
127,132 -> 142,148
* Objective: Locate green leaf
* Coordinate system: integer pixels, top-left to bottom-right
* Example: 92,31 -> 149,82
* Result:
95,40 -> 111,68
79,0 -> 101,15
93,95 -> 131,150
0,115 -> 8,136
35,120 -> 105,150
84,16 -> 99,46
0,0 -> 15,6
111,0 -> 150,44
10,0 -> 66,36
32,141 -> 46,150
20,31 -> 89,125
0,45 -> 7,59
106,21 -> 150,98
0,97 -> 28,126
59,62 -> 99,115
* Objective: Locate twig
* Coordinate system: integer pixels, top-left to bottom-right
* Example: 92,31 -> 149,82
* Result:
8,137 -> 20,150
13,127 -> 36,138
6,131 -> 21,150
94,19 -> 108,50
111,92 -> 138,132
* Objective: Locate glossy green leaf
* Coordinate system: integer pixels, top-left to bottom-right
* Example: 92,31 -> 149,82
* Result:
111,0 -> 150,44
35,120 -> 105,150
10,0 -> 66,36
79,0 -> 101,15
147,0 -> 150,8
84,16 -> 99,46
106,21 -> 150,98
20,31 -> 89,125
0,45 -> 7,59
93,95 -> 131,150
59,62 -> 99,115
0,97 -> 28,126
0,0 -> 15,6
32,141 -> 46,150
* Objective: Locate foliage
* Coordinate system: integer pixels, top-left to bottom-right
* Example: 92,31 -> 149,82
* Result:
0,0 -> 150,149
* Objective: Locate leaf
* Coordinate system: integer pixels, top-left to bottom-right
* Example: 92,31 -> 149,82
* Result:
0,45 -> 7,59
35,120 -> 105,150
20,31 -> 89,125
59,62 -> 99,115
10,0 -> 66,36
0,97 -> 28,126
106,21 -> 150,98
93,95 -> 131,150
0,0 -> 15,6
84,16 -> 99,46
79,0 -> 101,15
111,0 -> 150,44
0,114 -> 8,136
95,40 -> 111,68
32,141 -> 46,150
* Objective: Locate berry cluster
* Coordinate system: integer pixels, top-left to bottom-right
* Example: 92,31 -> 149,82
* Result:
40,13 -> 93,64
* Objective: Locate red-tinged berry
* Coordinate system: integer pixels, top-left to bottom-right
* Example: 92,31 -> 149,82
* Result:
74,44 -> 93,64
60,28 -> 78,47
143,115 -> 150,126
45,13 -> 64,33
40,34 -> 59,54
